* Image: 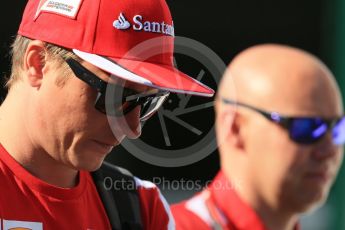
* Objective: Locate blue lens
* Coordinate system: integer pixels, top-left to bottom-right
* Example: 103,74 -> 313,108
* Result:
333,117 -> 345,145
290,118 -> 327,144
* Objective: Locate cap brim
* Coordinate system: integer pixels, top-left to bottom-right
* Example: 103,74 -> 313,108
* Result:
73,49 -> 214,97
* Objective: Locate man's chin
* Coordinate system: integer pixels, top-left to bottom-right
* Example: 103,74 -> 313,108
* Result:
71,142 -> 116,171
292,190 -> 329,214
70,153 -> 108,172
297,197 -> 327,214
75,160 -> 105,172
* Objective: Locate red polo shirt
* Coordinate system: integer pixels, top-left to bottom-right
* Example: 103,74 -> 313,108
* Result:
171,171 -> 299,230
0,144 -> 174,230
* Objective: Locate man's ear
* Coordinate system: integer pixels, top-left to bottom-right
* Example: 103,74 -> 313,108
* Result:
23,40 -> 47,88
230,112 -> 245,151
216,108 -> 245,152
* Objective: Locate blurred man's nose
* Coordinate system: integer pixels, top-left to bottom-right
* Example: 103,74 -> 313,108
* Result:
312,132 -> 338,161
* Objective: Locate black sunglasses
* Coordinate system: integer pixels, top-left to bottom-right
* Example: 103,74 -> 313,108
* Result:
65,58 -> 169,121
220,98 -> 345,145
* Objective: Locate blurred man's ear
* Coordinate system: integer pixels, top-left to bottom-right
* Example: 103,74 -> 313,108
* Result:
216,104 -> 245,153
216,105 -> 232,143
230,113 -> 245,151
23,40 -> 47,88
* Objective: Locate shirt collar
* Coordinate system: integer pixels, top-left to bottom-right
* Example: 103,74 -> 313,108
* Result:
208,171 -> 300,230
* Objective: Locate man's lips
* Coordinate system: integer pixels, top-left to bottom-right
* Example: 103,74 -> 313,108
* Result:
304,171 -> 332,184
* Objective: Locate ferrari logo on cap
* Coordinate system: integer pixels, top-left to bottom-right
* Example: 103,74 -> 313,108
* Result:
113,13 -> 131,30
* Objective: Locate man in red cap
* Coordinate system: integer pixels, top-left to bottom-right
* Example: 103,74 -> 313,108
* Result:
172,44 -> 345,230
0,0 -> 213,229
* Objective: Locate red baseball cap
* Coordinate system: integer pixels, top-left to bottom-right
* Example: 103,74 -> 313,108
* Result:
18,0 -> 214,97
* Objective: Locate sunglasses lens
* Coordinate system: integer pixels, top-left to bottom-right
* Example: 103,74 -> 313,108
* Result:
333,117 -> 345,145
140,93 -> 169,121
289,118 -> 327,144
95,88 -> 169,120
94,93 -> 107,114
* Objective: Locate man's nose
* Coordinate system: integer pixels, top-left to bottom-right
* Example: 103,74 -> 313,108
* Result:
123,106 -> 142,139
312,132 -> 338,161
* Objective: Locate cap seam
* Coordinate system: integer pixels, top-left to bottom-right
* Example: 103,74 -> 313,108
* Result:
91,0 -> 102,52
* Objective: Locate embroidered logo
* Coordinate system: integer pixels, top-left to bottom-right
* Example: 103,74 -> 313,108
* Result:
113,13 -> 175,37
2,220 -> 43,230
113,13 -> 131,30
35,0 -> 83,20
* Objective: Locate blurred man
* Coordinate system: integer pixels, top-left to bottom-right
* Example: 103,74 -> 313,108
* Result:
172,44 -> 345,230
0,0 -> 214,229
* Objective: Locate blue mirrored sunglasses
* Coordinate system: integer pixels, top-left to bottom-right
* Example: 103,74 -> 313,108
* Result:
221,98 -> 345,145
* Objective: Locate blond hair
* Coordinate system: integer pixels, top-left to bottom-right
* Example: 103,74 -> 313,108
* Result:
6,35 -> 81,88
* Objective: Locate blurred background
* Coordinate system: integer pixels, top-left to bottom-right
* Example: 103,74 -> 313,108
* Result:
1,1 -> 344,229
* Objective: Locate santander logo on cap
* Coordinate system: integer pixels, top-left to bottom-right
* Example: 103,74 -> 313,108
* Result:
113,12 -> 175,37
113,13 -> 131,30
